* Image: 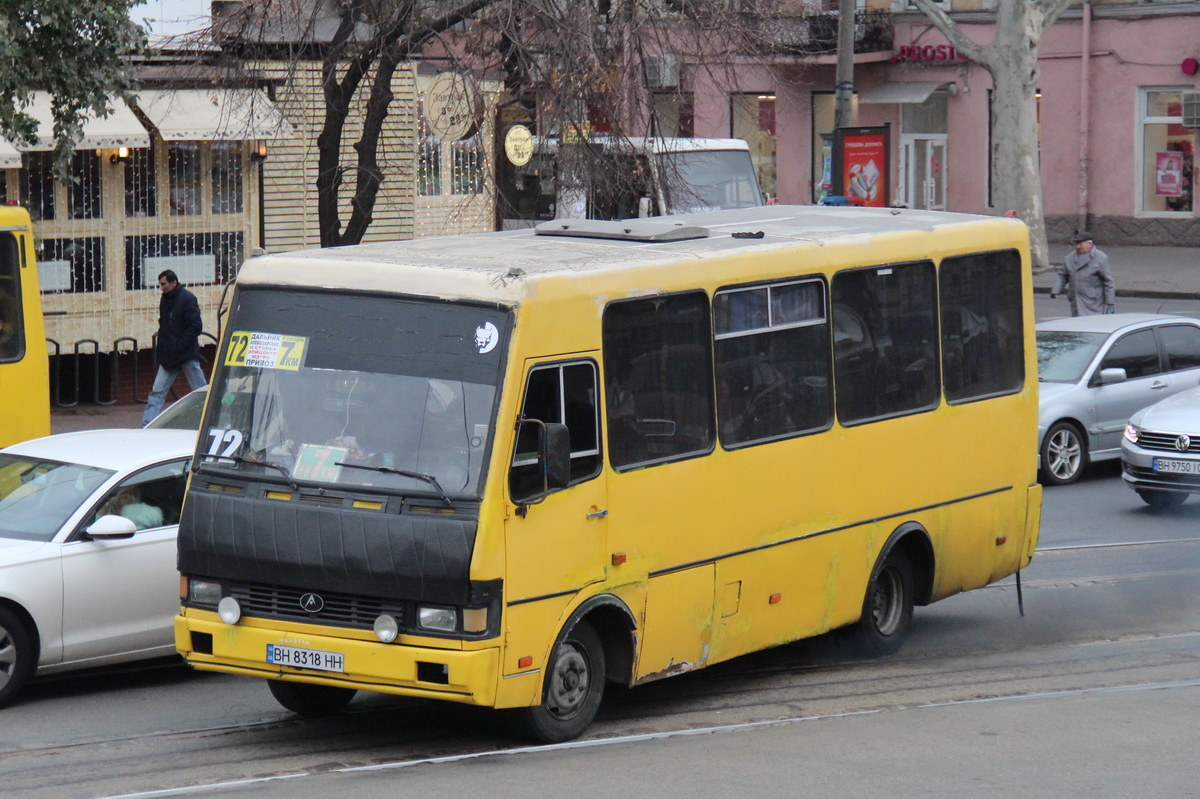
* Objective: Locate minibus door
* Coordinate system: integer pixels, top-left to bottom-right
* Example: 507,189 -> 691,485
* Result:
504,359 -> 608,603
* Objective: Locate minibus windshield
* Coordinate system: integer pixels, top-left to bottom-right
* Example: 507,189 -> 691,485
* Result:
197,289 -> 509,499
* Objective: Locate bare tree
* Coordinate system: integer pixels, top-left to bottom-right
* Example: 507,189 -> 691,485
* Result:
209,0 -> 828,246
910,0 -> 1073,271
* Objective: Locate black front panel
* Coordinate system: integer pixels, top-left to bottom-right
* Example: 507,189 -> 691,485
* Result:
179,489 -> 479,605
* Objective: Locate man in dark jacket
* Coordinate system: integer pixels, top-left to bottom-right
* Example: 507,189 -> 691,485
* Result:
142,269 -> 207,426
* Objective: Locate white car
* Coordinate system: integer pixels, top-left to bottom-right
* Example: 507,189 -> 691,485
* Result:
1121,385 -> 1200,508
0,428 -> 197,707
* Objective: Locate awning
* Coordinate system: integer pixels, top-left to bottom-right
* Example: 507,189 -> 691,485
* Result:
133,89 -> 295,141
12,91 -> 151,150
0,140 -> 20,169
858,82 -> 946,105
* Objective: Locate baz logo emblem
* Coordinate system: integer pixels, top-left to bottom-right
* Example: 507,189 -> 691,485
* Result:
300,593 -> 325,613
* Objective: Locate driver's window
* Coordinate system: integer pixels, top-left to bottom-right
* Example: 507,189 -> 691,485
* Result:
84,459 -> 191,533
1100,330 -> 1161,380
510,361 -> 601,502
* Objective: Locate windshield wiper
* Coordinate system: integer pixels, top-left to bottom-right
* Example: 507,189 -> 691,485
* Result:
194,455 -> 300,491
335,462 -> 454,508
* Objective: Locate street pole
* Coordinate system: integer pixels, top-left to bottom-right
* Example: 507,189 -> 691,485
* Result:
834,0 -> 856,131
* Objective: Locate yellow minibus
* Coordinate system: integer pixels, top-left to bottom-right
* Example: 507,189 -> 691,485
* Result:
0,205 -> 49,447
175,205 -> 1041,741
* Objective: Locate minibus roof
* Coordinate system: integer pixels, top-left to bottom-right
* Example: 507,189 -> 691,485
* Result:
237,205 -> 1028,304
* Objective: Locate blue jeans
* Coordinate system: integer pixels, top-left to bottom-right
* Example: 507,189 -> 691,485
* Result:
142,360 -> 207,426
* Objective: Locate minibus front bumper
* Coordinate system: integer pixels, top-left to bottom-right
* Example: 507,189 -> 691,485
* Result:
175,611 -> 500,706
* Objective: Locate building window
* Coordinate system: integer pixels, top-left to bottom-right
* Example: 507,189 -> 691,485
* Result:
168,142 -> 202,216
211,142 -> 245,214
651,92 -> 694,138
730,93 -> 776,199
125,144 -> 158,217
36,237 -> 105,294
451,132 -> 485,195
20,152 -> 59,221
1139,88 -> 1194,214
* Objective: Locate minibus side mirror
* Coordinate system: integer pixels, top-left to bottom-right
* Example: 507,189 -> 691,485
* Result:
543,423 -> 571,490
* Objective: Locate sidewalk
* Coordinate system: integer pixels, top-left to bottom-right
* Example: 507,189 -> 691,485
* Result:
1034,244 -> 1200,299
51,402 -> 146,435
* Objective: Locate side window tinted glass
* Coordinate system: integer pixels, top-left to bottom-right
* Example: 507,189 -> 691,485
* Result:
603,292 -> 715,469
1160,324 -> 1200,372
0,233 -> 23,363
88,459 -> 191,531
832,262 -> 939,425
714,279 -> 833,447
1100,329 -> 1160,379
510,361 -> 601,501
939,250 -> 1024,403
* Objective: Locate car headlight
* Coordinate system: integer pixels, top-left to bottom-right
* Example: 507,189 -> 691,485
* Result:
417,605 -> 458,633
1124,423 -> 1139,444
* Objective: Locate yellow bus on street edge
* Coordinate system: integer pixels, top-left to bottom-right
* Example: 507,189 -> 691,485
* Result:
0,205 -> 49,447
175,205 -> 1041,742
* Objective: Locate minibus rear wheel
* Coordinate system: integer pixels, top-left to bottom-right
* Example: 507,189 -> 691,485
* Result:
267,679 -> 357,716
513,619 -> 606,743
854,547 -> 914,657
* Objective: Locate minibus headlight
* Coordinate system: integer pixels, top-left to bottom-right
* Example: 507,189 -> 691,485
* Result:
189,579 -> 223,606
417,605 -> 457,633
218,596 -> 242,625
374,614 -> 400,643
1124,424 -> 1139,444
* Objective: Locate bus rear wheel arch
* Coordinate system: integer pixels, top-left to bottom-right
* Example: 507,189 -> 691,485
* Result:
851,528 -> 930,658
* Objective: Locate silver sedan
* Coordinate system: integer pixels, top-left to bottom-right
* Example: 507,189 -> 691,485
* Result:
1037,313 -> 1200,485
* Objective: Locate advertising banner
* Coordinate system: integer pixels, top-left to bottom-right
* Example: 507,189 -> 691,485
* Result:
833,127 -> 890,208
1156,151 -> 1184,197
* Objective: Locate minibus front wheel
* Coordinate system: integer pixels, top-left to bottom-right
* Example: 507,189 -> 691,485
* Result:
513,619 -> 606,743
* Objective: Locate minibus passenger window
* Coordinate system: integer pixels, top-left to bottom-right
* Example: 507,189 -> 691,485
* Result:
603,292 -> 715,469
714,279 -> 832,447
510,361 -> 601,502
832,262 -> 938,425
939,250 -> 1023,403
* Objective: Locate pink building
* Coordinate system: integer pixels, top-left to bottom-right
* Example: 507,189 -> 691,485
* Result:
682,2 -> 1200,245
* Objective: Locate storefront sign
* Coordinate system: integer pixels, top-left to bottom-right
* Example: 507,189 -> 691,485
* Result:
892,45 -> 968,64
505,125 -> 534,166
1156,151 -> 1184,197
833,126 -> 890,208
425,72 -> 483,141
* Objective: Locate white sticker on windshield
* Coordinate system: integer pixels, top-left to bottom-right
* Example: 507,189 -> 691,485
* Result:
474,321 -> 499,354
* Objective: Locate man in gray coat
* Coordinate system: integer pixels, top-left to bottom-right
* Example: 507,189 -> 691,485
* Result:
1050,231 -> 1116,316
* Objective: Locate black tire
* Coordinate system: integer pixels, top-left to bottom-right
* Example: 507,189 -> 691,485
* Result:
1137,489 -> 1189,509
1040,421 -> 1087,486
0,606 -> 35,710
853,548 -> 914,658
267,679 -> 356,717
512,620 -> 605,743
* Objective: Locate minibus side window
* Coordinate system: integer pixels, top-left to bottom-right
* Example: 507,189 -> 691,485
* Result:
832,261 -> 938,425
939,249 -> 1024,403
0,233 -> 24,363
603,292 -> 715,470
714,278 -> 833,447
510,361 -> 601,502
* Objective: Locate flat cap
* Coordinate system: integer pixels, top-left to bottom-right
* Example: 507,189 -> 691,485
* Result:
1072,230 -> 1093,243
